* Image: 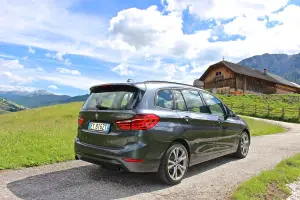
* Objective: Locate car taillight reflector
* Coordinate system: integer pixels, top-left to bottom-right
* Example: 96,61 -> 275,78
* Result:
115,114 -> 160,131
123,158 -> 144,163
78,117 -> 84,125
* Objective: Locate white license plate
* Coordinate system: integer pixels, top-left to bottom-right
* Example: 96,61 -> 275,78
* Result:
88,122 -> 110,132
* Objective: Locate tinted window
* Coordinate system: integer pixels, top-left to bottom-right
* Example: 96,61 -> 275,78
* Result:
173,90 -> 187,111
181,90 -> 204,113
82,85 -> 139,110
156,89 -> 173,109
201,92 -> 225,116
83,92 -> 135,110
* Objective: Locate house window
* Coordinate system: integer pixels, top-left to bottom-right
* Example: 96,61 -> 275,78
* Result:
216,72 -> 222,76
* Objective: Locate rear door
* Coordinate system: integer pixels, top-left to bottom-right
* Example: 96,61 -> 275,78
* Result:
174,89 -> 221,164
77,84 -> 144,148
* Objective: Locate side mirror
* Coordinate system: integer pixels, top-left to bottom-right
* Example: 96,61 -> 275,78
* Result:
200,105 -> 211,114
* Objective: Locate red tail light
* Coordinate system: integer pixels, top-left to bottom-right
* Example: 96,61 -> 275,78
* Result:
78,117 -> 84,125
115,114 -> 160,131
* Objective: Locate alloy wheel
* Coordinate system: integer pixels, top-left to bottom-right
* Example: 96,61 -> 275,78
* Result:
240,133 -> 249,156
167,147 -> 188,181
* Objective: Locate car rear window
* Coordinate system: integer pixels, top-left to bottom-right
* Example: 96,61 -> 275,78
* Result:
82,85 -> 142,110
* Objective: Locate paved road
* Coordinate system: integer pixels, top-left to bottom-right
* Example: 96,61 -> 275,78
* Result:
1,118 -> 300,200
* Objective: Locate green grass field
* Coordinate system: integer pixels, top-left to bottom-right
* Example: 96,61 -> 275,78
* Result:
0,102 -> 285,170
232,154 -> 300,200
0,102 -> 82,169
242,117 -> 285,136
218,94 -> 300,123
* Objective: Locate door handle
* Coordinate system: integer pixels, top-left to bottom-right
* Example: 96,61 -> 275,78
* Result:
183,116 -> 191,122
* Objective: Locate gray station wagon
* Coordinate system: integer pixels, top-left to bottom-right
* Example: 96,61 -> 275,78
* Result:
75,81 -> 250,184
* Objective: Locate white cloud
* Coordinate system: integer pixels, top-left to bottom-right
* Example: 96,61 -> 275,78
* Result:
212,36 -> 218,41
0,85 -> 38,92
0,54 -> 18,59
0,58 -> 24,69
48,85 -> 58,90
220,5 -> 300,56
0,59 -> 116,92
0,71 -> 32,83
40,74 -> 107,91
109,6 -> 183,50
45,52 -> 65,61
36,67 -> 44,71
64,59 -> 71,66
56,67 -> 81,75
28,46 -> 35,54
45,52 -> 72,66
111,64 -> 134,76
23,56 -> 28,60
163,0 -> 288,19
102,5 -> 184,58
55,52 -> 65,61
0,0 -> 120,63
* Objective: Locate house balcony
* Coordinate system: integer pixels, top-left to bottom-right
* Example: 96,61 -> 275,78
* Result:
204,78 -> 236,89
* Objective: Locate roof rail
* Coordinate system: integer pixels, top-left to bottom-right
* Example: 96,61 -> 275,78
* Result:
144,80 -> 193,87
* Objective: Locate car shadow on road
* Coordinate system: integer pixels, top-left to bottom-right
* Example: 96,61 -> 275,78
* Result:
7,156 -> 237,200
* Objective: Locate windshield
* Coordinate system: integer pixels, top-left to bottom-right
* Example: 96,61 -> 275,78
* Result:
82,85 -> 141,110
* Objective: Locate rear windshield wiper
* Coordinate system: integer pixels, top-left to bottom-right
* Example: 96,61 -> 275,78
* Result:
95,104 -> 109,110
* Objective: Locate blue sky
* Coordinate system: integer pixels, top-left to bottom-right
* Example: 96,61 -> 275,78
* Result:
1,0 -> 300,96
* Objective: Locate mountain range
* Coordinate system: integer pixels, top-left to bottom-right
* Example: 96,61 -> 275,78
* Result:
0,90 -> 89,109
0,90 -> 71,108
239,53 -> 300,84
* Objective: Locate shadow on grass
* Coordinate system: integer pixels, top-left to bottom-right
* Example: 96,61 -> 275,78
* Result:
7,156 -> 237,200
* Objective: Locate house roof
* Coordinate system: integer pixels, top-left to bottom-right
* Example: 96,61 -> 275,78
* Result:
200,61 -> 299,89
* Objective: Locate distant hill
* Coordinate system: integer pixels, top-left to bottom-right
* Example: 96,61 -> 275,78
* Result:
55,94 -> 89,104
0,90 -> 70,108
0,90 -> 89,109
239,53 -> 300,84
0,97 -> 26,114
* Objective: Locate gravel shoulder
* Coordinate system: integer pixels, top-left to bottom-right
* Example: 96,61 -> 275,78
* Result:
288,178 -> 300,200
1,118 -> 300,200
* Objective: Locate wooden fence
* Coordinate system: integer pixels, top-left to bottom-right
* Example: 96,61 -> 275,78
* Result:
229,103 -> 300,123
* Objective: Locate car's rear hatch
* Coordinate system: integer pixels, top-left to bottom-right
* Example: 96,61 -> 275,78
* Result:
77,84 -> 145,148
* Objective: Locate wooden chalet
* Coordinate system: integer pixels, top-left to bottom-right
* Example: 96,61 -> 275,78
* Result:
196,61 -> 300,94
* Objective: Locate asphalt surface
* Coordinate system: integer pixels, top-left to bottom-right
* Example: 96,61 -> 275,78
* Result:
1,118 -> 300,200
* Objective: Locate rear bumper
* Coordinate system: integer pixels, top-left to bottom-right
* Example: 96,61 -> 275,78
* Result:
74,138 -> 161,172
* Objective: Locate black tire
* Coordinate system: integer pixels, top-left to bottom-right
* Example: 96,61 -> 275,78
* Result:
235,131 -> 250,158
157,143 -> 189,185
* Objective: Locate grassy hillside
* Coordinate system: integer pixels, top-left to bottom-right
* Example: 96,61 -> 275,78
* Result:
0,97 -> 26,114
0,102 -> 81,169
0,102 -> 284,169
218,94 -> 300,122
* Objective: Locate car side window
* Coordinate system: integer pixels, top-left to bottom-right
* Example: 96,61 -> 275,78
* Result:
181,90 -> 205,113
156,89 -> 173,109
173,90 -> 187,111
201,92 -> 225,117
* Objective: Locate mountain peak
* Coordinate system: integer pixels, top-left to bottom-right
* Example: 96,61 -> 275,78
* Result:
29,89 -> 53,96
